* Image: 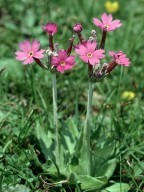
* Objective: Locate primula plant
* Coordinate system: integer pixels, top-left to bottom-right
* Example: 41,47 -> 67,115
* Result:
15,13 -> 131,192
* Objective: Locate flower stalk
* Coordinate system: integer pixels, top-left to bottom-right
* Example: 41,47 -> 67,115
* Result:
84,80 -> 93,175
99,30 -> 107,49
52,73 -> 60,167
49,35 -> 54,51
67,35 -> 75,55
33,58 -> 49,70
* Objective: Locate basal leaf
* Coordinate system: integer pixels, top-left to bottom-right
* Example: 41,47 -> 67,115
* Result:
105,183 -> 130,192
96,158 -> 117,179
77,175 -> 107,191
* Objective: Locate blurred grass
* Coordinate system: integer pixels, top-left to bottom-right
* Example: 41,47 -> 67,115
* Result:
0,0 -> 144,191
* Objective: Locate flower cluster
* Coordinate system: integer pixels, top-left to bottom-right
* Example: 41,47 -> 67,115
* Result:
72,13 -> 131,82
15,23 -> 76,73
15,13 -> 131,78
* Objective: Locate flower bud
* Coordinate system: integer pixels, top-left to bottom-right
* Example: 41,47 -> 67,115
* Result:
89,36 -> 94,42
54,43 -> 59,52
73,23 -> 83,33
42,22 -> 57,35
101,63 -> 108,72
46,49 -> 53,56
91,30 -> 96,37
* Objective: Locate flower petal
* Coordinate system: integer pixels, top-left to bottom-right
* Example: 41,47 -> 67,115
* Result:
31,39 -> 40,52
109,20 -> 122,30
75,45 -> 87,55
109,51 -> 115,57
79,55 -> 89,63
23,57 -> 34,64
56,66 -> 64,73
51,56 -> 60,66
58,50 -> 67,60
107,14 -> 113,23
89,57 -> 100,65
15,51 -> 28,60
86,41 -> 97,52
64,65 -> 74,70
19,40 -> 31,52
33,49 -> 45,59
93,18 -> 103,28
101,13 -> 108,24
65,56 -> 76,65
93,49 -> 105,58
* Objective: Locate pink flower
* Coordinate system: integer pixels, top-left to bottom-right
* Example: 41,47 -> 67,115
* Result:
93,13 -> 122,31
42,22 -> 57,35
51,50 -> 76,73
15,39 -> 45,65
75,41 -> 105,65
73,24 -> 83,33
109,51 -> 131,66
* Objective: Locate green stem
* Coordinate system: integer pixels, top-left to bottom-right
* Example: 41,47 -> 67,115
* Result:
117,66 -> 123,97
84,81 -> 93,175
52,73 -> 60,167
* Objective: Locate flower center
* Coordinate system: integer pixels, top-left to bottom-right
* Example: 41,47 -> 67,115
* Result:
87,52 -> 93,58
60,61 -> 65,66
28,51 -> 34,57
104,25 -> 109,29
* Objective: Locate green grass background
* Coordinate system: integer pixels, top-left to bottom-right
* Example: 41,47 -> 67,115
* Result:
0,0 -> 144,191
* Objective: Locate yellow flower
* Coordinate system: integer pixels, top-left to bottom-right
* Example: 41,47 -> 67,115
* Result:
105,1 -> 120,13
121,91 -> 135,100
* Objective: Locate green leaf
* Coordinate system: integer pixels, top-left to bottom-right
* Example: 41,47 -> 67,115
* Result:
3,22 -> 18,32
96,158 -> 117,179
68,164 -> 86,175
0,67 -> 5,75
36,120 -> 54,159
2,184 -> 30,192
23,10 -> 36,28
77,175 -> 107,191
105,183 -> 130,192
92,144 -> 115,176
67,118 -> 79,138
134,161 -> 144,176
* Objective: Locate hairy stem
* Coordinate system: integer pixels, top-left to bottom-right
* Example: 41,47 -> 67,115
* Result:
52,73 -> 60,167
84,81 -> 93,175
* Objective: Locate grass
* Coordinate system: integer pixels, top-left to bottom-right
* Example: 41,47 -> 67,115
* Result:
0,0 -> 144,191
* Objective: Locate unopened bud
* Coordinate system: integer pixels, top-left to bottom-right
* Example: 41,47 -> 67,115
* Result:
106,60 -> 117,73
52,52 -> 58,57
89,36 -> 94,42
54,43 -> 59,52
95,71 -> 103,78
91,30 -> 96,37
101,63 -> 108,72
46,49 -> 53,56
72,35 -> 75,39
73,23 -> 83,33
